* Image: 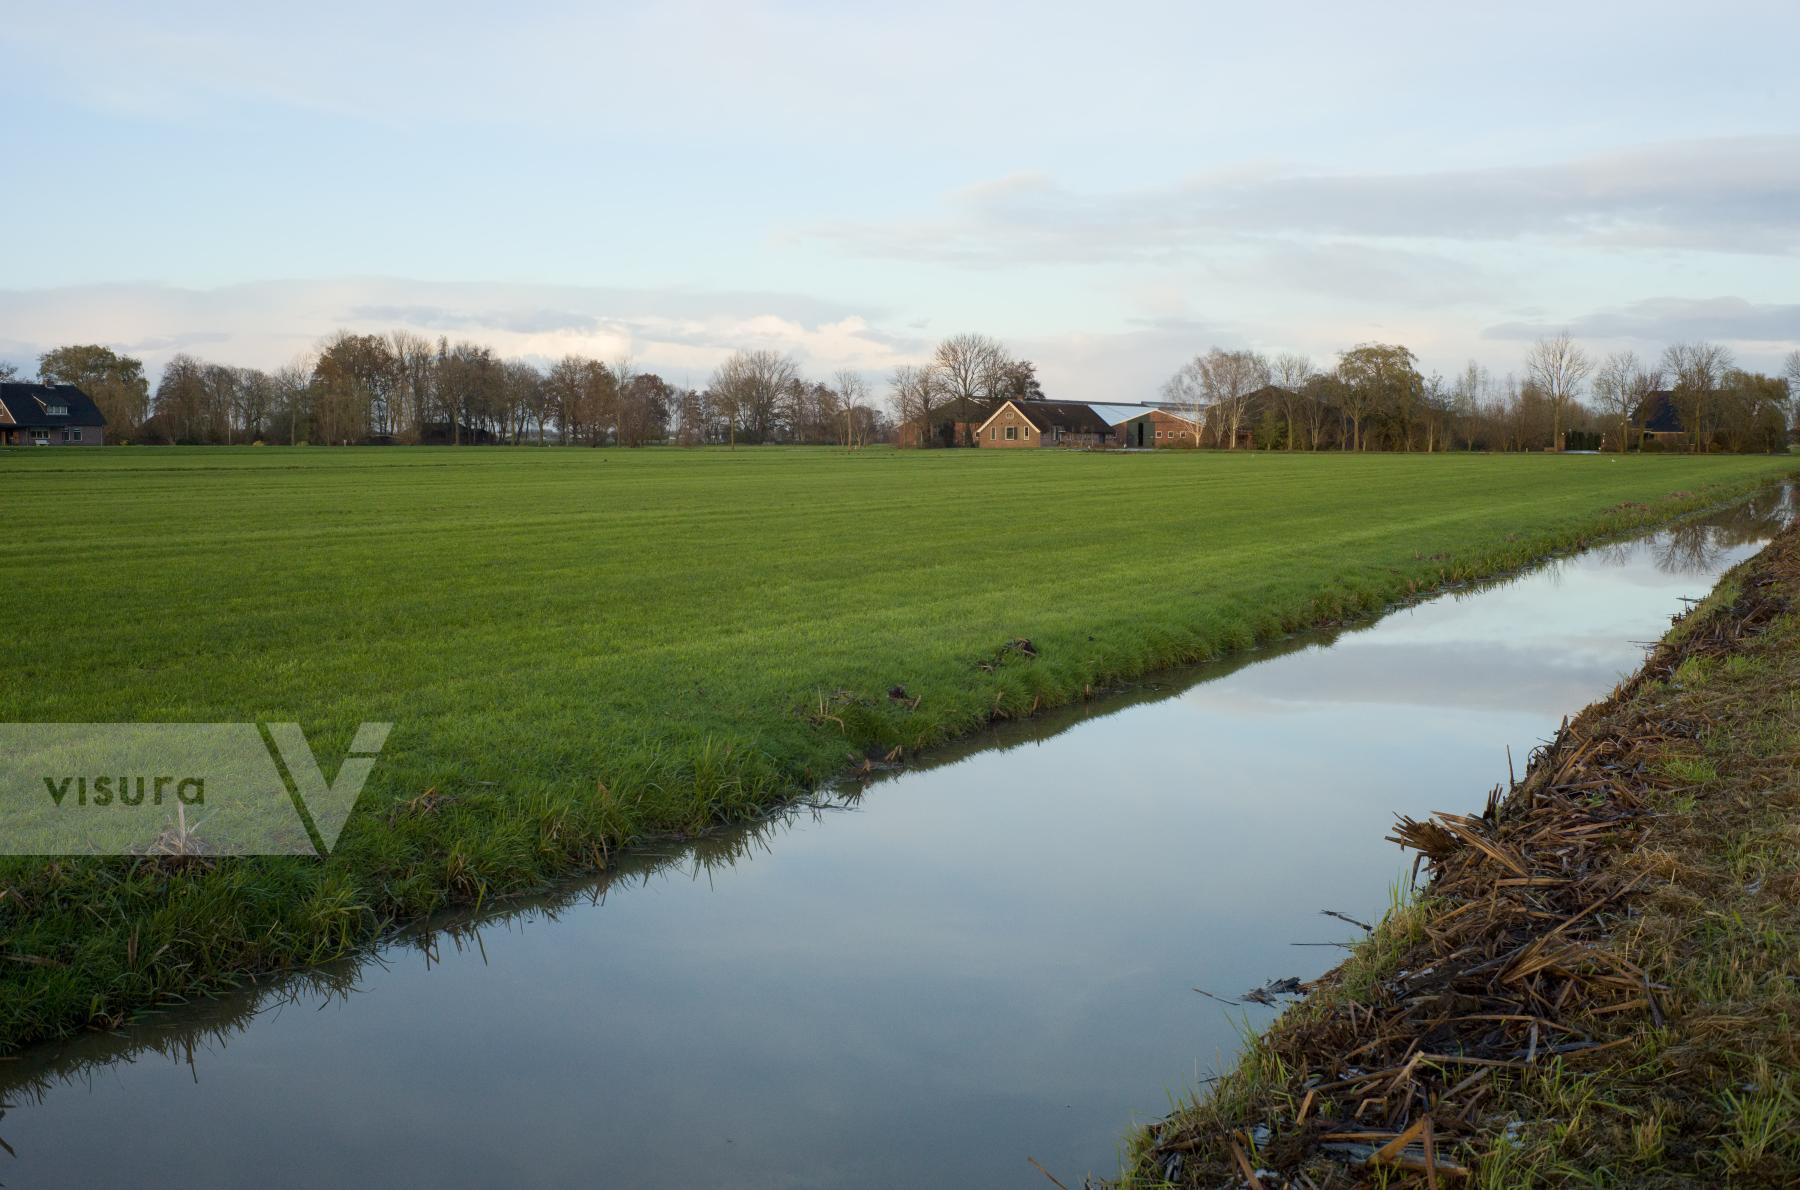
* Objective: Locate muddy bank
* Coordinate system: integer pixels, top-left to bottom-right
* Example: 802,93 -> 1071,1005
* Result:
1132,522 -> 1800,1186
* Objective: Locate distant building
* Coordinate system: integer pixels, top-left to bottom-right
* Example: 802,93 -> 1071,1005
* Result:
975,400 -> 1119,447
417,420 -> 504,446
973,399 -> 1205,449
895,396 -> 1003,448
1634,390 -> 1697,450
0,382 -> 107,446
1111,407 -> 1203,448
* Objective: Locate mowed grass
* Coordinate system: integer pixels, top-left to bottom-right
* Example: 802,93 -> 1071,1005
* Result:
0,446 -> 1792,1048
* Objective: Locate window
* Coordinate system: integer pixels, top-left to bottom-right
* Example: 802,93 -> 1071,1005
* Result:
989,427 -> 996,441
46,403 -> 68,416
67,428 -> 82,442
1005,425 -> 1017,440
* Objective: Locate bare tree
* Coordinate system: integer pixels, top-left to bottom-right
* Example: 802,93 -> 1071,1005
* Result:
1162,348 -> 1268,449
1591,350 -> 1662,454
1784,349 -> 1800,445
889,363 -> 941,447
1298,375 -> 1337,450
1524,332 -> 1591,452
544,356 -> 589,444
610,354 -> 636,438
1448,361 -> 1491,450
1420,373 -> 1450,452
500,360 -> 543,445
1660,341 -> 1733,452
710,349 -> 799,448
833,368 -> 871,448
388,331 -> 436,441
931,334 -> 1011,406
915,334 -> 1012,446
274,360 -> 313,446
1159,358 -> 1209,447
1271,352 -> 1314,450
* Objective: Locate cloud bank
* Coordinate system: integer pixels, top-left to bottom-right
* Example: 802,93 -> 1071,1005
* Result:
810,137 -> 1800,265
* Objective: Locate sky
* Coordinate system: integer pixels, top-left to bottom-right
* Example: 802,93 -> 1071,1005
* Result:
2,0 -> 1797,400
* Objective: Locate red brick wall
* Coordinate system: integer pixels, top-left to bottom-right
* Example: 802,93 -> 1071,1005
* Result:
1116,411 -> 1199,447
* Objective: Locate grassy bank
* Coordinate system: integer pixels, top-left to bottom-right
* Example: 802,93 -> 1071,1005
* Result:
1127,516 -> 1800,1187
0,448 -> 1793,1051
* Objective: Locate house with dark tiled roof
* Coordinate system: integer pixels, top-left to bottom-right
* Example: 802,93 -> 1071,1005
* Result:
1634,390 -> 1695,450
975,399 -> 1117,447
0,382 -> 107,446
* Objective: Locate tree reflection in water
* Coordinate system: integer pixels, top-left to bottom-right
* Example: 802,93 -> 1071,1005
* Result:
1650,484 -> 1791,576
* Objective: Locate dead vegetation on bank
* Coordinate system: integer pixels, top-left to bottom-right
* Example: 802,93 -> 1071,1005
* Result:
1132,525 -> 1800,1188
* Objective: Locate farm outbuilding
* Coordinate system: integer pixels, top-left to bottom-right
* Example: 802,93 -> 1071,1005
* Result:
1109,407 -> 1202,448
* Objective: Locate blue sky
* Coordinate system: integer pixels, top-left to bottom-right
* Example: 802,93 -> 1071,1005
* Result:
3,0 -> 1797,398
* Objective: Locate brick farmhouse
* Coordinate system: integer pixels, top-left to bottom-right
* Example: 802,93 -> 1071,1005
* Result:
968,399 -> 1203,449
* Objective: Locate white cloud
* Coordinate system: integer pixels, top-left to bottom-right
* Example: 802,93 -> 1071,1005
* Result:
0,280 -> 925,385
809,137 -> 1800,264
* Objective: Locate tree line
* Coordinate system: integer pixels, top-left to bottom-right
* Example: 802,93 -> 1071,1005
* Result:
1157,339 -> 1800,453
7,331 -> 1797,452
9,335 -> 889,447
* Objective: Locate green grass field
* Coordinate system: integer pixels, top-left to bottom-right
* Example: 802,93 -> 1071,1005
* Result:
0,446 -> 1793,1049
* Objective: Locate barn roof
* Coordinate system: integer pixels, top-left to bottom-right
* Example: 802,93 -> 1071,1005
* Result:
1130,406 -> 1203,425
1086,403 -> 1164,426
1011,401 -> 1115,435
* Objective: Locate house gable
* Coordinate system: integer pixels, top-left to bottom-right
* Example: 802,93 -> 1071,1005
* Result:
977,401 -> 1044,446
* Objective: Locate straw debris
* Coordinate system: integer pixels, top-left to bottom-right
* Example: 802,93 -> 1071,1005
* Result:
1134,523 -> 1800,1187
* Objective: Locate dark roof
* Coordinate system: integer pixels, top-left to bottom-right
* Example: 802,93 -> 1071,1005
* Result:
902,396 -> 1004,428
0,382 -> 106,429
1636,390 -> 1682,434
1009,400 -> 1114,436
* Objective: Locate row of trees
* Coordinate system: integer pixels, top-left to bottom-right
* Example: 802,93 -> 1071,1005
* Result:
8,336 -> 891,447
9,332 -> 1797,452
1159,340 -> 1800,453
